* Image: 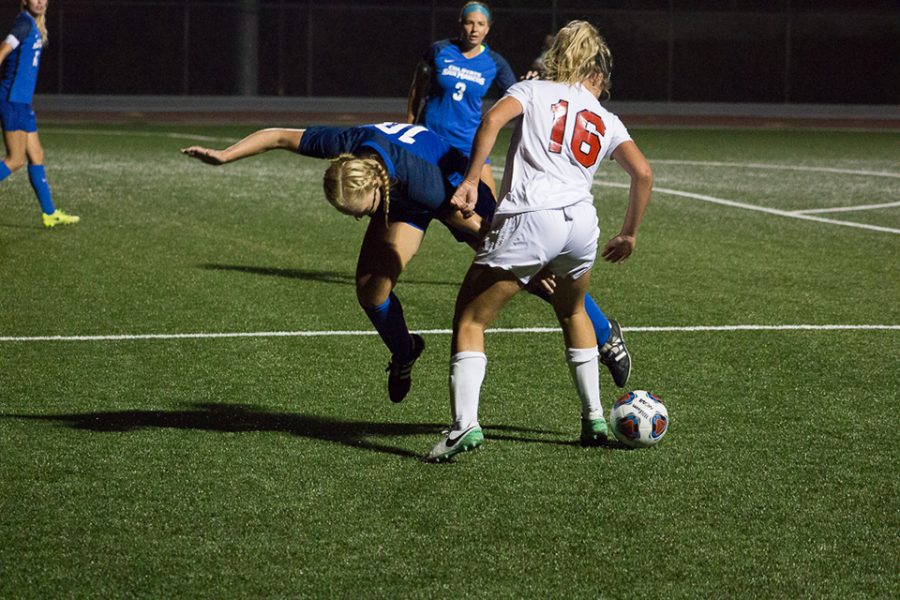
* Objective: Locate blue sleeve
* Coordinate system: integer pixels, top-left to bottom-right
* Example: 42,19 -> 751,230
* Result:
491,51 -> 517,94
298,126 -> 360,159
421,41 -> 441,67
8,13 -> 31,42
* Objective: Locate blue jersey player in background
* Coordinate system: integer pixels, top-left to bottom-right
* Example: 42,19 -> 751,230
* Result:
182,123 -> 630,404
406,1 -> 515,196
0,0 -> 78,227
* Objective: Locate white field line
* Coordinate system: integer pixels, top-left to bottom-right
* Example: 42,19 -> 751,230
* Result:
790,201 -> 900,215
650,159 -> 900,179
1,324 -> 897,343
44,127 -> 900,232
42,127 -> 234,143
594,181 -> 900,235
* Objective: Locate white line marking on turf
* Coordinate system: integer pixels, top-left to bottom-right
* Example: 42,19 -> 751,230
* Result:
594,181 -> 900,235
651,159 -> 900,179
45,127 -> 900,232
41,128 -> 900,180
42,127 -> 234,143
1,324 -> 897,343
790,201 -> 900,215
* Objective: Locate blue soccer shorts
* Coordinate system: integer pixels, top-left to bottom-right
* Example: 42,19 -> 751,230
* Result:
0,101 -> 37,133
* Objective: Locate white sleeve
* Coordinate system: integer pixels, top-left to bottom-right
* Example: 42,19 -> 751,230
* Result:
605,114 -> 632,159
504,80 -> 534,108
3,34 -> 20,50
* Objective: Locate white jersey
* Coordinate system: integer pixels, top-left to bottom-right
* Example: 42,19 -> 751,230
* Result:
496,80 -> 631,216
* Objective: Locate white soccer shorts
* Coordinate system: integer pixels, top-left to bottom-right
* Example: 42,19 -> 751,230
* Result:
473,201 -> 599,284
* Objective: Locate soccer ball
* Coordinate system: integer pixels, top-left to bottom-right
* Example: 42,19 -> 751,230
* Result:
609,390 -> 669,448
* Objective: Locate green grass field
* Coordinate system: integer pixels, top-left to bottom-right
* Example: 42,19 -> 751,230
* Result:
1,123 -> 898,598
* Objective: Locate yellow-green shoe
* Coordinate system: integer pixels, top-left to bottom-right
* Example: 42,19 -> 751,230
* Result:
42,210 -> 80,228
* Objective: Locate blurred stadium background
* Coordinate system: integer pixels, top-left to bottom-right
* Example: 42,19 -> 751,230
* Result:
2,0 -> 898,125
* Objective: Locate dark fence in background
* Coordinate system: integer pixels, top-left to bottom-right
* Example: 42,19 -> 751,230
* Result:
2,0 -> 898,104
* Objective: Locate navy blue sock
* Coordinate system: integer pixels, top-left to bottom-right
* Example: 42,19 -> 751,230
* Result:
0,161 -> 10,182
27,165 -> 56,215
528,287 -> 611,346
363,292 -> 413,360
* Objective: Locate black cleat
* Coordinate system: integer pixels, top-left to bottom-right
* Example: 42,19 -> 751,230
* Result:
599,319 -> 631,388
386,333 -> 425,403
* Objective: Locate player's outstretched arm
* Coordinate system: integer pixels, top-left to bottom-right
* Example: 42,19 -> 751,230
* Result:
601,141 -> 653,263
181,128 -> 305,166
450,96 -> 524,216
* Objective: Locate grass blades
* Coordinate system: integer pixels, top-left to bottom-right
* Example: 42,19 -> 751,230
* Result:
1,124 -> 898,598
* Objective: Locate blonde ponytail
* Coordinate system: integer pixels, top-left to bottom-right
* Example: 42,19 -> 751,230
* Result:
542,21 -> 612,97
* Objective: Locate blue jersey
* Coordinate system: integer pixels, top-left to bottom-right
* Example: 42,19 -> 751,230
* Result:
1,12 -> 43,104
298,123 -> 495,240
300,123 -> 470,219
418,40 -> 516,156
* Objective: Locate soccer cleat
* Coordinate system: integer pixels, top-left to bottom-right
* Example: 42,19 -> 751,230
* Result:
599,319 -> 631,387
42,210 -> 80,228
425,424 -> 484,462
386,333 -> 425,403
580,417 -> 609,447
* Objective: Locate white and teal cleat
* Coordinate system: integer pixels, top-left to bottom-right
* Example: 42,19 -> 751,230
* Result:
425,424 -> 484,463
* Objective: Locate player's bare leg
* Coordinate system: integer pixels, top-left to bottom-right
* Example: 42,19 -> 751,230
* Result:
550,269 -> 609,445
356,218 -> 427,403
426,265 -> 521,462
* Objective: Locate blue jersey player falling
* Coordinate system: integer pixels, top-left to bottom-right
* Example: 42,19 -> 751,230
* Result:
0,0 -> 78,227
406,2 -> 515,195
182,123 -> 627,403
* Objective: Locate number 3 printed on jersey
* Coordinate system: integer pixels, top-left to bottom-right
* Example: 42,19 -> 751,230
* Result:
548,100 -> 606,168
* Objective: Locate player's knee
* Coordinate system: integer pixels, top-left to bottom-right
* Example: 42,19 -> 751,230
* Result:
4,157 -> 25,172
356,283 -> 389,308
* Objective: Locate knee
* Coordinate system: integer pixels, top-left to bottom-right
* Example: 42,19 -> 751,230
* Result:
4,158 -> 25,172
356,280 -> 390,309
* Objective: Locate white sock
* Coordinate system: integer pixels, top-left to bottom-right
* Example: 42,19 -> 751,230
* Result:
567,346 -> 602,420
449,351 -> 487,431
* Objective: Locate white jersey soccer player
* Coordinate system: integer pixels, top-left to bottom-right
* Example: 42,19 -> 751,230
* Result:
474,79 -> 633,285
495,79 -> 632,216
427,21 -> 653,462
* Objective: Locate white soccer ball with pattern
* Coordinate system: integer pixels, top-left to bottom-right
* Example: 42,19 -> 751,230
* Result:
609,390 -> 669,448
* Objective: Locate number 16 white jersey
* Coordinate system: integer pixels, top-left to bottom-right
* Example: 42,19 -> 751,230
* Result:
495,80 -> 632,216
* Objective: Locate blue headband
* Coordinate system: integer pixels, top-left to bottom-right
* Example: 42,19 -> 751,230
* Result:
461,3 -> 491,22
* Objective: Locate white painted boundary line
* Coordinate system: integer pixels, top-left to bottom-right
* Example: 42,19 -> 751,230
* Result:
42,127 -> 234,143
791,201 -> 900,215
651,159 -> 900,179
1,324 -> 897,343
44,127 -> 900,233
594,181 -> 900,235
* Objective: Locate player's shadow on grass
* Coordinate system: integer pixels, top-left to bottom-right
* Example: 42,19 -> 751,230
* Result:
5,402 -> 560,459
201,263 -> 461,288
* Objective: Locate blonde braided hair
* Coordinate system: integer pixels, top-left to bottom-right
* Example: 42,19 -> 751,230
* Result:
322,154 -> 391,222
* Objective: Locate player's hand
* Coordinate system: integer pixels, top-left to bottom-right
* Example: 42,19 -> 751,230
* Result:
450,180 -> 479,218
601,234 -> 636,263
531,271 -> 557,296
181,146 -> 227,166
